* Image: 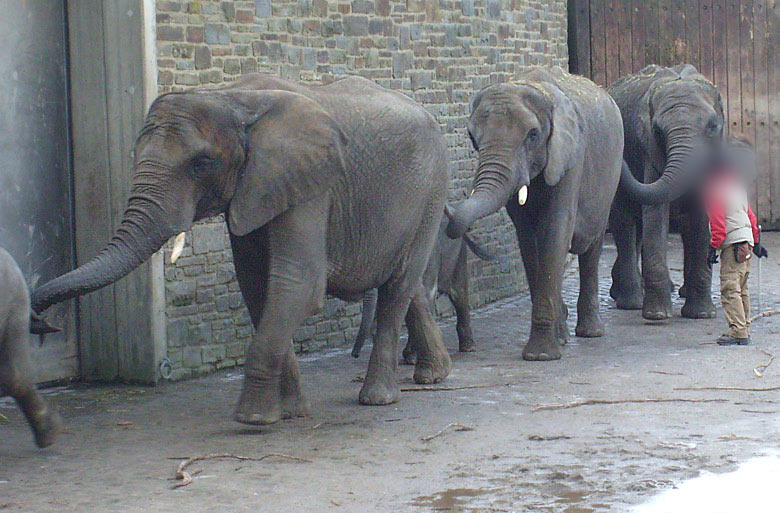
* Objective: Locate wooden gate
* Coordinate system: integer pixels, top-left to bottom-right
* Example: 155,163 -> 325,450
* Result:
569,0 -> 780,227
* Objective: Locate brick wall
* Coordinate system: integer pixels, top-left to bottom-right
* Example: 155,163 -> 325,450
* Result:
155,0 -> 568,379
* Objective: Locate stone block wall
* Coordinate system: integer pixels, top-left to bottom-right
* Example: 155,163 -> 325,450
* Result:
155,0 -> 568,379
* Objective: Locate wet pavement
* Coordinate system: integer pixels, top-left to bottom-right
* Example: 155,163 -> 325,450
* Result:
2,233 -> 779,512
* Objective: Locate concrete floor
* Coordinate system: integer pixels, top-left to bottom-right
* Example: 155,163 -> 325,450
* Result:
2,234 -> 779,512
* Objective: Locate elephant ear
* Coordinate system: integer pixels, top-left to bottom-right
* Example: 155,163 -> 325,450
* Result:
541,84 -> 583,187
228,91 -> 348,236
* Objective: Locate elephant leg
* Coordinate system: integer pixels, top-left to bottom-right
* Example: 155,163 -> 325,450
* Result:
359,284 -> 408,405
406,287 -> 452,384
609,205 -> 643,310
680,209 -> 716,319
1,313 -> 62,448
449,243 -> 475,353
234,201 -> 327,425
555,295 -> 569,345
641,203 -> 673,320
510,199 -> 571,361
576,235 -> 606,338
352,289 -> 378,358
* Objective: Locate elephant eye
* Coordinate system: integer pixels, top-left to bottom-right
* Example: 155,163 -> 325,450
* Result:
526,128 -> 540,146
653,125 -> 666,147
705,119 -> 721,138
190,155 -> 217,178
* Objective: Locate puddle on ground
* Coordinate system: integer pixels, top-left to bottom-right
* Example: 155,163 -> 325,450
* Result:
410,487 -> 493,510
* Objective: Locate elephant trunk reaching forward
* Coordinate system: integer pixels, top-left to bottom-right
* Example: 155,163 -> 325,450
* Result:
31,74 -> 452,425
445,66 -> 624,361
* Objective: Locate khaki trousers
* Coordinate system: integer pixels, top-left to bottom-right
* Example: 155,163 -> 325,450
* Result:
720,243 -> 751,338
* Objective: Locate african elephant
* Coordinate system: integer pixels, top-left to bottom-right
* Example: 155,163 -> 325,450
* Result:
31,74 -> 451,425
0,248 -> 62,447
351,214 -> 500,360
446,66 -> 623,361
608,64 -> 724,320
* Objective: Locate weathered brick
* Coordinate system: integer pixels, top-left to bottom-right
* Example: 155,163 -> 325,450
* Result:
343,15 -> 368,36
255,0 -> 271,17
157,25 -> 183,41
158,0 -> 567,380
194,46 -> 211,69
205,23 -> 231,44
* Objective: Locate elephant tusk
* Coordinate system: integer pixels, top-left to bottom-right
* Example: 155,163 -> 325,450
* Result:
170,232 -> 187,265
517,185 -> 528,205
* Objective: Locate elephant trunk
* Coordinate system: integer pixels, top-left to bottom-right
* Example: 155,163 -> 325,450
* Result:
618,132 -> 697,205
31,187 -> 181,313
446,151 -> 521,239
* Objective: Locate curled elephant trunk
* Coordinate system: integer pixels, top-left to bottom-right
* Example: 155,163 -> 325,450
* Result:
618,134 -> 699,205
446,157 -> 521,239
31,191 -> 182,313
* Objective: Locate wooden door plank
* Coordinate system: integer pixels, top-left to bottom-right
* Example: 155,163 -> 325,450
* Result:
645,1 -> 661,66
699,0 -> 716,80
670,0 -> 687,65
712,0 -> 730,122
605,0 -> 621,85
617,0 -> 633,77
684,0 -> 701,69
725,0 -> 743,135
751,0 -> 771,223
767,1 -> 780,225
569,0 -> 592,77
631,0 -> 647,71
590,0 -> 608,86
66,0 -> 118,380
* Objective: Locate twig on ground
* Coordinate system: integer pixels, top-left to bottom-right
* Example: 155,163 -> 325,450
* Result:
741,409 -> 780,414
650,370 -> 684,376
676,385 -> 780,392
749,309 -> 780,323
528,434 -> 571,441
305,423 -> 323,430
401,382 -> 513,392
532,398 -> 726,412
421,423 -> 475,442
171,453 -> 312,488
0,413 -> 8,423
753,349 -> 775,378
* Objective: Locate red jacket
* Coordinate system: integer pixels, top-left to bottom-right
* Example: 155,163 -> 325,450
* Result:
706,172 -> 759,249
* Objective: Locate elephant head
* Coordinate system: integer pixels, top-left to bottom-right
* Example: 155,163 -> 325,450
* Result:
446,80 -> 582,238
31,88 -> 347,312
617,72 -> 724,204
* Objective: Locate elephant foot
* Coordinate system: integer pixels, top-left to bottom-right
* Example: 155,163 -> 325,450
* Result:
522,329 -> 562,361
611,285 -> 643,310
280,391 -> 311,420
401,341 -> 416,365
457,325 -> 476,353
681,297 -> 717,319
413,349 -> 452,384
234,376 -> 283,425
575,315 -> 605,338
30,408 -> 63,449
642,300 -> 673,321
359,372 -> 400,406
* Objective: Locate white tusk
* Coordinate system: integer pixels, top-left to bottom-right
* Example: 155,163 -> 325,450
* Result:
170,232 -> 187,265
517,185 -> 528,205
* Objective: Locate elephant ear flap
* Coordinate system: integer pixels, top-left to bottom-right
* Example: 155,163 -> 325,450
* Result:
228,91 -> 348,236
543,85 -> 583,187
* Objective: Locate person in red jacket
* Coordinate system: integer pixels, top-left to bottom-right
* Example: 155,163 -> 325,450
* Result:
706,137 -> 768,345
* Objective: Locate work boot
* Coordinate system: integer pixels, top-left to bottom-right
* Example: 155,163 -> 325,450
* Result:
716,334 -> 751,346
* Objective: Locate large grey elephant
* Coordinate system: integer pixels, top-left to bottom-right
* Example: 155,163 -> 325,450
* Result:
351,214 -> 500,361
608,64 -> 724,320
446,66 -> 623,361
31,74 -> 451,425
0,248 -> 62,447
